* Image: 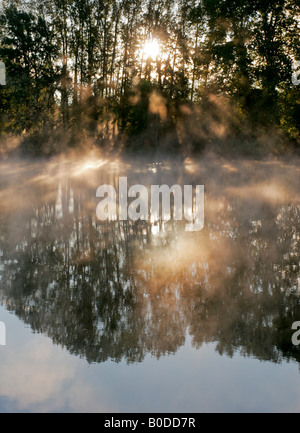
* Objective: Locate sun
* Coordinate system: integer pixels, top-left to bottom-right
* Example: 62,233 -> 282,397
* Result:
143,39 -> 160,59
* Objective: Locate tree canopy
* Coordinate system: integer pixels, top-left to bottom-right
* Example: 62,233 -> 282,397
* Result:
0,0 -> 299,154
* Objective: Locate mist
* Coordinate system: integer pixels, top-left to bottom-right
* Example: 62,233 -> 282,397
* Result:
0,151 -> 298,365
0,0 -> 299,414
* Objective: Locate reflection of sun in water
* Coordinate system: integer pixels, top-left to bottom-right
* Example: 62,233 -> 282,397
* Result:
143,39 -> 160,59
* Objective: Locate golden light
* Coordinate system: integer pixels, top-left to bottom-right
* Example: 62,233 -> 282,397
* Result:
143,39 -> 160,59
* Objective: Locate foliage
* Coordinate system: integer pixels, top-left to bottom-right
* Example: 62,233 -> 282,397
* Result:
0,0 -> 299,154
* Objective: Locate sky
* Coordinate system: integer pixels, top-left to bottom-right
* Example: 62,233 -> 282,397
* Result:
1,303 -> 300,413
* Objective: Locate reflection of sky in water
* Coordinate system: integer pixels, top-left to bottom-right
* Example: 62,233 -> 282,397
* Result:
1,305 -> 300,413
0,155 -> 299,412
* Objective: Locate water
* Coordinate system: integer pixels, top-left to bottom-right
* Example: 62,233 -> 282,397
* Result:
0,154 -> 299,412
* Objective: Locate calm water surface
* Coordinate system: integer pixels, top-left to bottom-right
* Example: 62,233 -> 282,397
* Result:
0,154 -> 299,412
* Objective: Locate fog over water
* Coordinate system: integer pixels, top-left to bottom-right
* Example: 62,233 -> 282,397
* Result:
0,153 -> 299,412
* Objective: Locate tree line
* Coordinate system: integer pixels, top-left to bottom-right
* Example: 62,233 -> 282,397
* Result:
0,0 -> 299,154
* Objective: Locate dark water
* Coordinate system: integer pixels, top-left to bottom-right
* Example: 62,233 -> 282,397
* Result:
0,154 -> 299,412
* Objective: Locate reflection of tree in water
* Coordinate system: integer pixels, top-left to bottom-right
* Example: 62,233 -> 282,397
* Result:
0,165 -> 299,365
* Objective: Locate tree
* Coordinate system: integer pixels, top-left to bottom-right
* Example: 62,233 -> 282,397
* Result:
0,6 -> 59,133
